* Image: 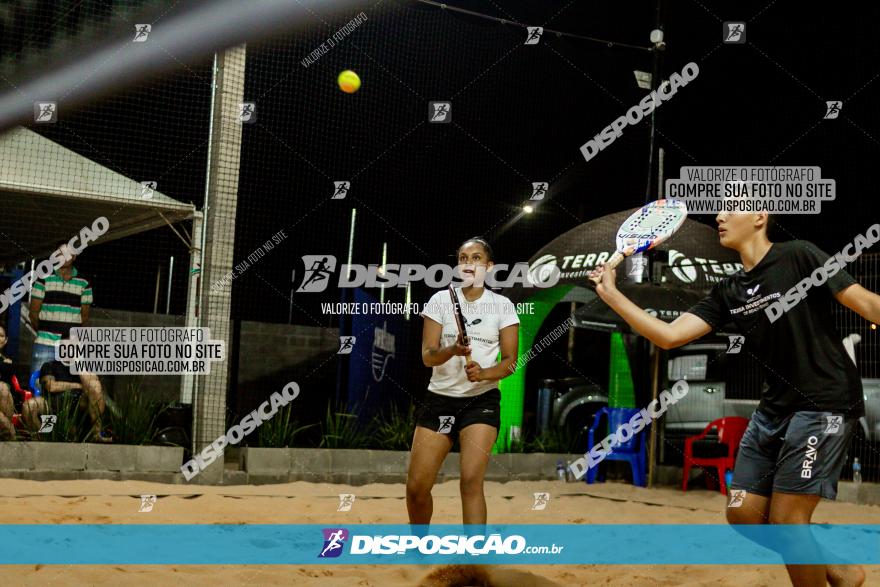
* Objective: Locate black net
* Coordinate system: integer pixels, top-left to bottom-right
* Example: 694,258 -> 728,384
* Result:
0,0 -> 877,494
0,0 -> 211,453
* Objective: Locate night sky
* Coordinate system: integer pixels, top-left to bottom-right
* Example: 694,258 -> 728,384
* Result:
6,0 -> 879,323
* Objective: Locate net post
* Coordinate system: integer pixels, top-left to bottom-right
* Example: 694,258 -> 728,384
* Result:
180,210 -> 204,405
192,44 -> 247,484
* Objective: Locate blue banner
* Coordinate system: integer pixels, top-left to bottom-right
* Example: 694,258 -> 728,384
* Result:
1,524 -> 878,565
346,288 -> 409,422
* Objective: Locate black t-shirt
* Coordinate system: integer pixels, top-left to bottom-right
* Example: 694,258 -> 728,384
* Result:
687,240 -> 864,418
0,356 -> 14,387
40,360 -> 80,384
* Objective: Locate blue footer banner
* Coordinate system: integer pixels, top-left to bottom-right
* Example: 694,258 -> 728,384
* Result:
1,524 -> 878,564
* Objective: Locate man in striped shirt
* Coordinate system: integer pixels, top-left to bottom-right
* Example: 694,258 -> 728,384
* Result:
28,243 -> 93,372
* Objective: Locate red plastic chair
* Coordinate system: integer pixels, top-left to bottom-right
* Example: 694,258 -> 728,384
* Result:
9,375 -> 34,429
682,416 -> 750,495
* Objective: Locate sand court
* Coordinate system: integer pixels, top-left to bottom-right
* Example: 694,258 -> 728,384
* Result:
1,478 -> 878,586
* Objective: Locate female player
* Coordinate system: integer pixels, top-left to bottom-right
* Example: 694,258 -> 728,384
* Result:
591,211 -> 879,587
407,237 -> 520,525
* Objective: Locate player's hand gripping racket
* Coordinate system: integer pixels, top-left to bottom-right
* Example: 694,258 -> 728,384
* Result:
589,199 -> 688,286
448,285 -> 473,364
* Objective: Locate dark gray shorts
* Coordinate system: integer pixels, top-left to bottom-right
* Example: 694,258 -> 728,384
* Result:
730,409 -> 856,500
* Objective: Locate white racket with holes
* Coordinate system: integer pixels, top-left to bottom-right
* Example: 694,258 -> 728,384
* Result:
589,199 -> 688,285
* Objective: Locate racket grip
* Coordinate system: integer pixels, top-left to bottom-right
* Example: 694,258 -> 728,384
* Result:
588,250 -> 626,285
465,353 -> 472,364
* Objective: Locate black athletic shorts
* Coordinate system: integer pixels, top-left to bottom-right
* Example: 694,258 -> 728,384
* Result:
729,409 -> 856,500
414,389 -> 501,436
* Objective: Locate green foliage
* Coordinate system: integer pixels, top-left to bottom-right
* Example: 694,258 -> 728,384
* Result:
526,426 -> 577,454
319,403 -> 371,449
372,402 -> 414,451
508,437 -> 526,453
107,383 -> 172,445
257,403 -> 317,448
40,391 -> 90,443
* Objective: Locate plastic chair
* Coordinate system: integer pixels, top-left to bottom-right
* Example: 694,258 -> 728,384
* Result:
29,370 -> 42,396
9,374 -> 33,430
585,407 -> 647,487
682,416 -> 750,495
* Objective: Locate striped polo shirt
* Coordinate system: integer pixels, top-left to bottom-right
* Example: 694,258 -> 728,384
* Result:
32,267 -> 93,346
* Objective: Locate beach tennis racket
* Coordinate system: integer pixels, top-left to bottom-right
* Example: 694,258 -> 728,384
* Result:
589,199 -> 688,285
448,285 -> 473,364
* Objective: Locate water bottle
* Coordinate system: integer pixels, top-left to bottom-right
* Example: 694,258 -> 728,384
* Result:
853,458 -> 862,485
556,459 -> 566,481
566,461 -> 574,482
724,469 -> 734,489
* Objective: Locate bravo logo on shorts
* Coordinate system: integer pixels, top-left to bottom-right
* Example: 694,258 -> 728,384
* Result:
295,255 -> 559,291
801,435 -> 819,479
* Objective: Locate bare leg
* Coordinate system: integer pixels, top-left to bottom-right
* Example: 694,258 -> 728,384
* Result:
407,425 -> 453,525
769,493 -> 863,587
0,383 -> 15,438
826,564 -> 866,587
0,411 -> 13,440
79,373 -> 106,439
458,423 -> 497,526
0,382 -> 13,419
726,490 -> 770,525
22,397 -> 47,432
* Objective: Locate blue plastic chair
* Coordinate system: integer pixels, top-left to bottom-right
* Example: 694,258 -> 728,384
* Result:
29,370 -> 42,397
585,407 -> 647,487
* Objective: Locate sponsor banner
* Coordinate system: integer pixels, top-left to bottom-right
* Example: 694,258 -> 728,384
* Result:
346,289 -> 409,423
1,524 -> 877,564
529,249 -> 742,286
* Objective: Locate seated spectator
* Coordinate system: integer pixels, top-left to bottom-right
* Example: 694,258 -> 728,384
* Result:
33,359 -> 111,443
0,325 -> 43,439
0,325 -> 14,439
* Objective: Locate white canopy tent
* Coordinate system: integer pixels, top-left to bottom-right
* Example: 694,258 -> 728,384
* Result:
0,126 -> 195,265
0,126 -> 202,404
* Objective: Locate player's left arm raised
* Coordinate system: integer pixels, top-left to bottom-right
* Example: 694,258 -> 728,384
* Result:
465,324 -> 519,383
835,284 -> 880,324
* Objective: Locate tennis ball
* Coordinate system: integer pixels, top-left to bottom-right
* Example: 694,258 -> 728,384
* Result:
337,70 -> 361,93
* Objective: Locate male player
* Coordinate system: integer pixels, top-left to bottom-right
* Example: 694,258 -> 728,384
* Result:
590,211 -> 879,587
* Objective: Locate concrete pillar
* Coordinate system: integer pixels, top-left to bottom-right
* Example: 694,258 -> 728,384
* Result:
192,45 -> 246,484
